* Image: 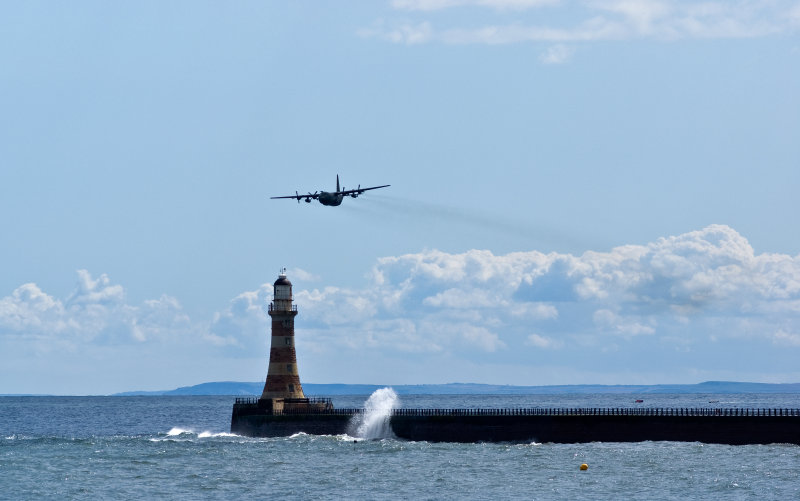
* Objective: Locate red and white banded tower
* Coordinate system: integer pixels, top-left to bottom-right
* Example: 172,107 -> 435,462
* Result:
260,269 -> 306,400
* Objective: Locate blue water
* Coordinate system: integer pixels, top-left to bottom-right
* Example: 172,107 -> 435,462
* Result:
2,394 -> 799,499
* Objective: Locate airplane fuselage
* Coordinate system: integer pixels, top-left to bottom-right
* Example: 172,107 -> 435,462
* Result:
317,191 -> 343,206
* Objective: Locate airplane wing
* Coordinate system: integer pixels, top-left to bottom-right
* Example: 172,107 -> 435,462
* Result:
271,191 -> 320,202
337,184 -> 390,197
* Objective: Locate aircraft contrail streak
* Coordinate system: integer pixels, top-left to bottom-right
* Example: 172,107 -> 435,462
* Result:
346,194 -> 603,253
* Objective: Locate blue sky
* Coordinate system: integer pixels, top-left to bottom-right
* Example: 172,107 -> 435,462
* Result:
1,1 -> 799,394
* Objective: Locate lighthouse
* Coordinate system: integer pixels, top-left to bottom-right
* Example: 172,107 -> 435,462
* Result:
260,269 -> 306,401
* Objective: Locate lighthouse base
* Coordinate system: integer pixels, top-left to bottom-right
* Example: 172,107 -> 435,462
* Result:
231,398 -> 348,437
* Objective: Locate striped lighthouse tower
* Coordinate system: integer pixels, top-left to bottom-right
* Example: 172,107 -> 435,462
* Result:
260,269 -> 306,400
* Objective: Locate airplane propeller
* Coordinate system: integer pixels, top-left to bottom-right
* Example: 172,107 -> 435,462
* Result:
351,184 -> 360,198
296,191 -> 300,204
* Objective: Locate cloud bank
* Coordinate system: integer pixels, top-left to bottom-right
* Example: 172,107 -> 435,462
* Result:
2,225 -> 799,391
360,0 -> 800,52
282,224 -> 800,354
0,270 -> 194,351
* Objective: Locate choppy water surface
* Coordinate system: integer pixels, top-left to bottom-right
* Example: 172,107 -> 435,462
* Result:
2,394 -> 798,500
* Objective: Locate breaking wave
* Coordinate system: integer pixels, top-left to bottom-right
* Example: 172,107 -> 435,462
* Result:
348,387 -> 400,440
150,427 -> 238,441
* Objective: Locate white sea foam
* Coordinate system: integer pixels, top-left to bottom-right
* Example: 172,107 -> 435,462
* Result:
167,427 -> 193,436
350,387 -> 400,439
158,428 -> 236,440
197,431 -> 237,438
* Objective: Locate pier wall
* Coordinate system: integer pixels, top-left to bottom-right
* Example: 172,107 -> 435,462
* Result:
389,414 -> 800,444
230,402 -> 800,445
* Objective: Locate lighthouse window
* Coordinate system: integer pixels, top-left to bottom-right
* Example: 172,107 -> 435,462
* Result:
288,384 -> 295,393
286,364 -> 293,373
285,337 -> 292,346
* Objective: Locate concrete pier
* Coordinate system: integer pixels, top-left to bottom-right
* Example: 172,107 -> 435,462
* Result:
231,402 -> 800,444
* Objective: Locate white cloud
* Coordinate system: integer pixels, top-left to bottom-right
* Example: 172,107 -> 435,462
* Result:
290,267 -> 320,282
540,44 -> 575,63
358,20 -> 433,45
423,287 -> 500,308
773,329 -> 800,346
510,302 -> 559,320
283,224 -> 798,354
791,3 -> 800,26
392,0 -> 559,10
438,20 -> 627,44
0,270 -> 192,348
208,284 -> 272,348
458,323 -> 506,351
592,308 -> 656,337
363,0 -> 799,46
592,0 -> 673,35
526,333 -> 563,348
0,283 -> 65,333
66,269 -> 124,306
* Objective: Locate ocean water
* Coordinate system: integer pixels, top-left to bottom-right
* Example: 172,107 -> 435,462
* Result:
2,393 -> 799,500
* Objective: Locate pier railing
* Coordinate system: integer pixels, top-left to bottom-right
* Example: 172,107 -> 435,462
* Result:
389,407 -> 800,417
232,401 -> 800,417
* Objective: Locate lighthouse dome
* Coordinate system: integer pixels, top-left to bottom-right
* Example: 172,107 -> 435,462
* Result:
274,275 -> 292,287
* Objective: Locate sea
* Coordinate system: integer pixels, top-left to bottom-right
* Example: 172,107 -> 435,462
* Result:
2,392 -> 799,500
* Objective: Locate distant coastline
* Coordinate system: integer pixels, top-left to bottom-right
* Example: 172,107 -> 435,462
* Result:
110,380 -> 800,396
5,381 -> 799,397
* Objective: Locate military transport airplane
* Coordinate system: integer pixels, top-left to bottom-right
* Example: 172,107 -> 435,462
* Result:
271,175 -> 390,206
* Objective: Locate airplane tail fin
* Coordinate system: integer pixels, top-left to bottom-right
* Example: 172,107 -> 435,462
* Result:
336,175 -> 340,192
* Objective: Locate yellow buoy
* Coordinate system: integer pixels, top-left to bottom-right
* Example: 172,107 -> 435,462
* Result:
580,463 -> 588,471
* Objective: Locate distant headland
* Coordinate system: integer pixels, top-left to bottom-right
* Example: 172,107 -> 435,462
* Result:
112,380 -> 800,396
